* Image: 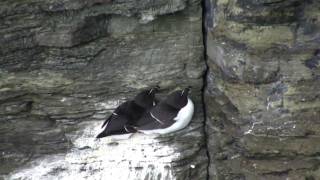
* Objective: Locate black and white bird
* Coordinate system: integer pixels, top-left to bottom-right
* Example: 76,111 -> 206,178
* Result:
96,86 -> 159,138
134,87 -> 194,135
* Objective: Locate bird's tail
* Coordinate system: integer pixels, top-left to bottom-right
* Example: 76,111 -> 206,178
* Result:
96,131 -> 108,139
96,128 -> 131,139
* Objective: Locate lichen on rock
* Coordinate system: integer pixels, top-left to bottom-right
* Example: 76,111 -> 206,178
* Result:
205,0 -> 320,179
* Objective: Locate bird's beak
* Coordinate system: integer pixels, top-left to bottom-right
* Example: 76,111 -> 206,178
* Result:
181,86 -> 192,96
149,85 -> 160,94
187,86 -> 192,94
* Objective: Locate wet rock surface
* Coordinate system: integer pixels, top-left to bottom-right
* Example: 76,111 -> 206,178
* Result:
205,0 -> 320,179
0,0 -> 206,179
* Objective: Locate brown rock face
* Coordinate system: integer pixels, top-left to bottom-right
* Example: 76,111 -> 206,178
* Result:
205,0 -> 320,179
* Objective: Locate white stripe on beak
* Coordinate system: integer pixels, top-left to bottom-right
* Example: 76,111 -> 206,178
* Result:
149,88 -> 154,95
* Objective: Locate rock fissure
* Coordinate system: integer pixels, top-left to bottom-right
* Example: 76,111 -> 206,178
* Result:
201,0 -> 211,180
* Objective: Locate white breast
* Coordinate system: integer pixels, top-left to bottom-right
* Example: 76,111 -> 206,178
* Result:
141,98 -> 194,135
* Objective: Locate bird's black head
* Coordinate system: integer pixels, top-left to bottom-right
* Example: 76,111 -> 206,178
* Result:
164,87 -> 191,109
133,86 -> 160,108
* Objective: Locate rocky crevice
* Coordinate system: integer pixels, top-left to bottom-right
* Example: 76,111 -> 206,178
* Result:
201,0 -> 211,179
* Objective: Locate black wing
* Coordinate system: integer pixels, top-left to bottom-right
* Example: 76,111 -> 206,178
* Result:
101,114 -> 113,128
101,101 -> 131,128
135,103 -> 178,130
96,114 -> 130,138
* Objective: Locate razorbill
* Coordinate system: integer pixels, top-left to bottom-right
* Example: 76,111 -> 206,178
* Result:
135,87 -> 194,135
96,86 -> 159,138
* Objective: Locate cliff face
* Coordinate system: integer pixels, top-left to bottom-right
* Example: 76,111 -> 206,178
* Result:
205,0 -> 320,179
0,0 -> 207,179
2,0 -> 320,179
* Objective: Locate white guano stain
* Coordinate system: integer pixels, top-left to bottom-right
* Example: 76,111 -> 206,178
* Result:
7,121 -> 179,180
244,121 -> 263,135
95,100 -> 121,110
140,14 -> 155,24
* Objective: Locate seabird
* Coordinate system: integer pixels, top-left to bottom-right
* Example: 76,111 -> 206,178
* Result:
134,87 -> 194,135
96,86 -> 159,138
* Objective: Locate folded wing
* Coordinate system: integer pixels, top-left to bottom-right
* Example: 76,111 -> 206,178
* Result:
134,103 -> 178,131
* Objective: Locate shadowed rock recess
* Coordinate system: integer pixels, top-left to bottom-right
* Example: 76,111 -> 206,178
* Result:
204,0 -> 320,179
0,0 -> 207,179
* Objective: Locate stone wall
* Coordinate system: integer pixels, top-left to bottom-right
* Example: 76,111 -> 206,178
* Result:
3,0 -> 320,179
205,0 -> 320,179
0,0 -> 207,179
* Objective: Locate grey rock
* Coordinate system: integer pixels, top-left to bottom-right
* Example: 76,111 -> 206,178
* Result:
0,0 -> 206,179
36,15 -> 110,47
205,0 -> 320,179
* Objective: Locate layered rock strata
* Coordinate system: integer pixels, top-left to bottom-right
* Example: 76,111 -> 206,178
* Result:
205,0 -> 320,179
0,0 -> 207,179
